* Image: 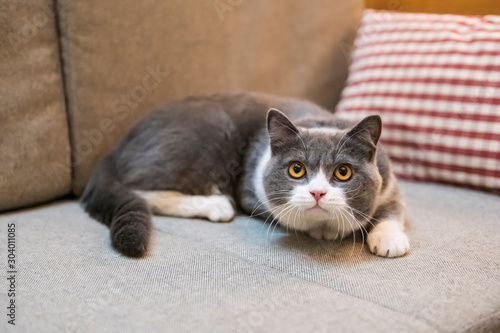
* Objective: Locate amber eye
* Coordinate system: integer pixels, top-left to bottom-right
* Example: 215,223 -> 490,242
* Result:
288,162 -> 306,179
334,165 -> 352,181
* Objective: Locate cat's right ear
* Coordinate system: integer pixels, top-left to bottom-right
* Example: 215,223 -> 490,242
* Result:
267,109 -> 299,153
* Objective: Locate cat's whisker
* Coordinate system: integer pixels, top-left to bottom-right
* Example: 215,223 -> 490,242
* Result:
261,204 -> 281,225
278,205 -> 297,238
250,196 -> 290,219
343,187 -> 364,197
343,206 -> 369,230
251,191 -> 291,204
251,191 -> 290,206
339,209 -> 346,246
246,187 -> 290,197
270,203 -> 296,240
266,207 -> 290,242
332,209 -> 342,242
250,197 -> 288,216
291,204 -> 301,240
253,203 -> 284,232
346,205 -> 379,227
347,192 -> 369,202
348,215 -> 360,256
262,204 -> 286,236
341,206 -> 367,255
336,208 -> 349,245
343,184 -> 366,199
337,208 -> 357,257
251,199 -> 289,222
265,202 -> 293,242
297,208 -> 304,240
353,212 -> 376,230
246,187 -> 277,195
342,183 -> 364,194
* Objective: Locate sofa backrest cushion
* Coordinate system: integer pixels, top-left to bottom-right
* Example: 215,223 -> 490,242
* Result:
0,0 -> 71,211
56,0 -> 364,195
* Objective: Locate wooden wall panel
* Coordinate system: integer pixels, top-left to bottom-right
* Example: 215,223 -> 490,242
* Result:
365,0 -> 500,15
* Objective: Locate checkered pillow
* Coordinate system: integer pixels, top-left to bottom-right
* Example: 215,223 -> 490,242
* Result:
336,10 -> 500,194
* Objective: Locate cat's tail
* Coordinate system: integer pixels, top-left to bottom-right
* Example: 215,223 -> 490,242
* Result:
81,156 -> 152,257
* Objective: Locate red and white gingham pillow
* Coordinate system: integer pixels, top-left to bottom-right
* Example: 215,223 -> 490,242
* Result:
336,10 -> 500,194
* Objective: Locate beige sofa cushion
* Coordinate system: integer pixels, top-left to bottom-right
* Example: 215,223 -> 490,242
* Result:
57,0 -> 363,195
0,0 -> 71,211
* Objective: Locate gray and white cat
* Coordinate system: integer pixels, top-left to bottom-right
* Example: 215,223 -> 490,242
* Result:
82,92 -> 409,258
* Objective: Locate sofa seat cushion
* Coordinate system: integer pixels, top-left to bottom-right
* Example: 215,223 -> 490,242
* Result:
1,181 -> 499,332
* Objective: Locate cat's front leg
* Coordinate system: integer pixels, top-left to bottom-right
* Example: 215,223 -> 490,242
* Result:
367,219 -> 409,258
307,227 -> 339,241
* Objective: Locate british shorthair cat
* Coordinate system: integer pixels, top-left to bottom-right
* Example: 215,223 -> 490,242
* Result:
82,92 -> 409,258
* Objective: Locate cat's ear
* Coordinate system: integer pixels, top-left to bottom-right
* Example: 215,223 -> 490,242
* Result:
348,115 -> 382,146
344,115 -> 382,158
267,109 -> 299,153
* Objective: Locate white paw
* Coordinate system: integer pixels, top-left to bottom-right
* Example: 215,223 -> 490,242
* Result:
322,228 -> 339,240
308,227 -> 323,240
205,196 -> 235,222
307,227 -> 338,240
367,229 -> 409,258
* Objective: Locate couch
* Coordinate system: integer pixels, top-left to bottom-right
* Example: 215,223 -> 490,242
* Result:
1,1 -> 499,332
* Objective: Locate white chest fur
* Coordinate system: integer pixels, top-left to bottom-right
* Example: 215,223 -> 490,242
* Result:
253,146 -> 272,211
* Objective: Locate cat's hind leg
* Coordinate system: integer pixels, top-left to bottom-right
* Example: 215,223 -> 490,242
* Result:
135,190 -> 235,222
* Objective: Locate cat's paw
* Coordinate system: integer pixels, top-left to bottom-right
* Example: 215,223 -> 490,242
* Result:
205,196 -> 235,222
308,227 -> 323,240
367,221 -> 409,258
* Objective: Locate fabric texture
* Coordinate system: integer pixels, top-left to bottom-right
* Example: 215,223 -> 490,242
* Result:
55,0 -> 364,195
0,0 -> 71,211
335,10 -> 500,194
1,181 -> 499,333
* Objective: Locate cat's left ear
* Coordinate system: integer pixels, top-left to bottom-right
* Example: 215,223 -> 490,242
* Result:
344,115 -> 382,157
267,109 -> 300,153
348,115 -> 382,146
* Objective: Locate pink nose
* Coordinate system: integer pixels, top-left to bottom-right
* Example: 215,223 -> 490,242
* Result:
310,190 -> 326,202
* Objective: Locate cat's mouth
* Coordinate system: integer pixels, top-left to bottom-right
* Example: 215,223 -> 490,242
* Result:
309,204 -> 329,212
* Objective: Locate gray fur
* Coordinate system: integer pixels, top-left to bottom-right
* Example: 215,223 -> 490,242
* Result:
82,92 -> 404,257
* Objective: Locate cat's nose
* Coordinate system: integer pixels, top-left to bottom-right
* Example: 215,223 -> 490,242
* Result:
310,190 -> 326,202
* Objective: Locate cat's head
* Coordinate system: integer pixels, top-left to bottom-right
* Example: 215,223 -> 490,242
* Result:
263,109 -> 384,237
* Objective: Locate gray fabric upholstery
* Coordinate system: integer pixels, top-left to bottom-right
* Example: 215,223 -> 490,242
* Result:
56,0 -> 363,195
1,181 -> 499,333
0,0 -> 71,211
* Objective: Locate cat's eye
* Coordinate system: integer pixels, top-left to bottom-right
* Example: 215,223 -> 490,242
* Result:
334,165 -> 352,181
288,162 -> 306,179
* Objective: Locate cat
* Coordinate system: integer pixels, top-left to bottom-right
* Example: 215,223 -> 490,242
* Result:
82,92 -> 410,258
